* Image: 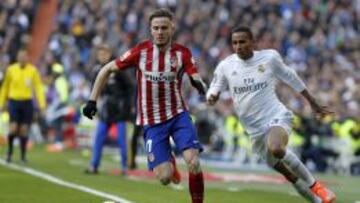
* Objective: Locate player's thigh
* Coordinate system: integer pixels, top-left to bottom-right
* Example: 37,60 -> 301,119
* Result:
171,112 -> 202,153
266,126 -> 289,150
266,112 -> 292,149
143,124 -> 172,170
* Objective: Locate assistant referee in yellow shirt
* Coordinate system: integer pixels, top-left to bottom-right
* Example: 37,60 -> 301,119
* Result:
0,49 -> 46,163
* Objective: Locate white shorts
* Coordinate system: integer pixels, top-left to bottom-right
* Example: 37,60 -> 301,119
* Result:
250,111 -> 293,167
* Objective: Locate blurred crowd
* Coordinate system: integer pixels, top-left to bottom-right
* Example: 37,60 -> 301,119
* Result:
0,0 -> 359,174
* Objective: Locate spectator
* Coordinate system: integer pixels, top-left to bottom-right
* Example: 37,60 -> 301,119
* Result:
85,43 -> 134,175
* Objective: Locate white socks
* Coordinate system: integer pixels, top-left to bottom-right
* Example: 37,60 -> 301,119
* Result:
283,149 -> 316,187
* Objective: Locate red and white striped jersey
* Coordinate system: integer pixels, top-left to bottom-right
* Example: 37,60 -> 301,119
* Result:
114,40 -> 198,126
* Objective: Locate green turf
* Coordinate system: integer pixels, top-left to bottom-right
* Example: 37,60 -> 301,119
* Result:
0,146 -> 359,203
0,166 -> 104,203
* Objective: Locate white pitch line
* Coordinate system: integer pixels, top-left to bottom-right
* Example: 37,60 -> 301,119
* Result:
0,159 -> 134,203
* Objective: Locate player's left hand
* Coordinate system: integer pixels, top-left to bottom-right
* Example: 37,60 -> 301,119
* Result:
83,100 -> 97,119
311,103 -> 334,119
206,94 -> 219,105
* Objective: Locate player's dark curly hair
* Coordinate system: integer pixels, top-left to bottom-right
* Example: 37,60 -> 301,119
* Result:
149,8 -> 174,23
231,25 -> 254,40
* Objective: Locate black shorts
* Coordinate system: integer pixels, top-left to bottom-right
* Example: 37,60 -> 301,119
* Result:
8,99 -> 33,124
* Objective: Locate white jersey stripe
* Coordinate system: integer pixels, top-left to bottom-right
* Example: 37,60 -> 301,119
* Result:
175,51 -> 184,113
139,49 -> 148,125
136,69 -> 141,125
151,45 -> 161,124
164,49 -> 173,120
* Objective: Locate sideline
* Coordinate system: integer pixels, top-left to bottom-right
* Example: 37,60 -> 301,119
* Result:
0,159 -> 134,203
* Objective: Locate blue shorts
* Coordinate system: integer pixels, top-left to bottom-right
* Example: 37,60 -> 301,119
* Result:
8,99 -> 33,124
143,111 -> 203,170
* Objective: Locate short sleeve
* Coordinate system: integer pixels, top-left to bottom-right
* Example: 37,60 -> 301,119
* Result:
114,47 -> 140,70
182,48 -> 198,75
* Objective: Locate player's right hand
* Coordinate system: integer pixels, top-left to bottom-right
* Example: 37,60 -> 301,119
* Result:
82,100 -> 97,119
207,94 -> 219,106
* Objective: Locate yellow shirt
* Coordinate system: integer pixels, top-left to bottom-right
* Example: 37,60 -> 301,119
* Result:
54,75 -> 69,103
0,63 -> 46,110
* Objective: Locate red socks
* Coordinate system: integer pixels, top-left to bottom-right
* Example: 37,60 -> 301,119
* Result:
189,172 -> 204,203
170,157 -> 181,184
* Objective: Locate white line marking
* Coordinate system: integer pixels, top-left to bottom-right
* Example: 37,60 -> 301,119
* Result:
0,159 -> 135,203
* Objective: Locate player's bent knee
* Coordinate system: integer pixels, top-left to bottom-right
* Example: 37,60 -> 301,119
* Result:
9,124 -> 18,134
159,177 -> 171,185
157,173 -> 172,185
187,157 -> 201,174
269,146 -> 286,159
155,169 -> 172,185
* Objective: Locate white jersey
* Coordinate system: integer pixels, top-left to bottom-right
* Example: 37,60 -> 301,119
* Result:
207,49 -> 306,137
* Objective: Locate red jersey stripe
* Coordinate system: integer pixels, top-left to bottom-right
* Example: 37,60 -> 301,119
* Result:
169,50 -> 178,117
145,45 -> 154,125
158,51 -> 167,122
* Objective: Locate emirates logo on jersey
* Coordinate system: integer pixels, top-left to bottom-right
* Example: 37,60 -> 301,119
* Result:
144,71 -> 176,82
258,64 -> 265,73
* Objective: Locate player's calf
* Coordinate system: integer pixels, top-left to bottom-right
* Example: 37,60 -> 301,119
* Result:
183,149 -> 204,203
184,151 -> 201,174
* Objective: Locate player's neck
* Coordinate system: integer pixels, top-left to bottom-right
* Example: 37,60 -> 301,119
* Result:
155,41 -> 172,52
19,62 -> 27,68
238,52 -> 254,61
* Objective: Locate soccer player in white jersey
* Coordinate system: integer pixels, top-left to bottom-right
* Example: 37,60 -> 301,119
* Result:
207,26 -> 336,203
83,9 -> 206,203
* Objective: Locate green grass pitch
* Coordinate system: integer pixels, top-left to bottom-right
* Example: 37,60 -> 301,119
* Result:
0,146 -> 359,203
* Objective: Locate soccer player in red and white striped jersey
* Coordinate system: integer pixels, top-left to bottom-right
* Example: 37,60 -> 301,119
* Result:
83,8 -> 205,203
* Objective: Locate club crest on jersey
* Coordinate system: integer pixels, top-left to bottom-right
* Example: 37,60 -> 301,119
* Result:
258,64 -> 265,73
170,56 -> 178,69
191,57 -> 196,64
231,71 -> 238,76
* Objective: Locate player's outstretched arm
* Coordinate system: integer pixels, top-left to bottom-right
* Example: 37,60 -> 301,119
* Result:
189,73 -> 207,95
83,61 -> 118,119
300,89 -> 334,118
89,61 -> 117,101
